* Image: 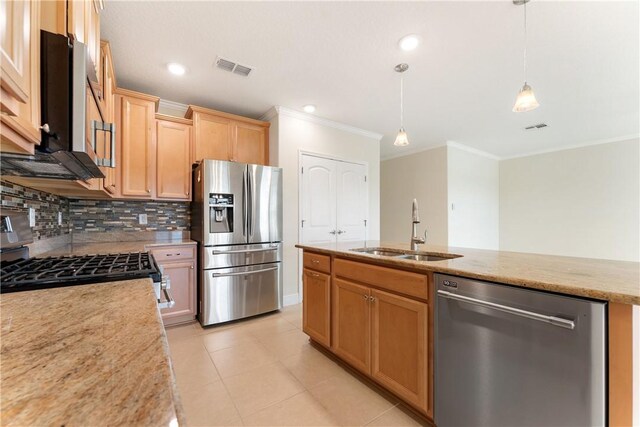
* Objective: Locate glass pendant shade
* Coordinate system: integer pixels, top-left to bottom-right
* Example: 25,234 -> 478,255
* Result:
512,83 -> 540,112
394,128 -> 409,146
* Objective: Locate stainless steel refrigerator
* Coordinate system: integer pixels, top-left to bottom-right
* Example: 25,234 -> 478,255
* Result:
192,160 -> 283,326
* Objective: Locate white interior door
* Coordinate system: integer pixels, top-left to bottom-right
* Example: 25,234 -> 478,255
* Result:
336,162 -> 368,242
301,155 -> 337,244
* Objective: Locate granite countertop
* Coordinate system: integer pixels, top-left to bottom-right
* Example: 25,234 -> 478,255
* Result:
296,241 -> 640,305
38,238 -> 197,257
0,279 -> 185,426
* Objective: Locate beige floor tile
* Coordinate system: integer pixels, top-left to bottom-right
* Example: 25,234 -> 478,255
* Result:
244,314 -> 297,338
280,345 -> 346,390
242,391 -> 340,426
179,380 -> 243,426
308,371 -> 397,426
210,338 -> 277,378
280,310 -> 303,329
165,322 -> 201,342
257,329 -> 311,361
168,335 -> 207,359
173,349 -> 221,389
365,405 -> 432,427
223,362 -> 305,418
202,325 -> 255,352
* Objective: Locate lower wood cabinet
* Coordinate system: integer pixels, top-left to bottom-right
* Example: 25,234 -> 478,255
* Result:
148,244 -> 197,326
303,252 -> 432,418
302,268 -> 331,347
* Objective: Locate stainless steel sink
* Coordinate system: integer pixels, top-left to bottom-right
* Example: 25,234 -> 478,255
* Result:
351,248 -> 404,257
398,254 -> 451,262
350,247 -> 462,261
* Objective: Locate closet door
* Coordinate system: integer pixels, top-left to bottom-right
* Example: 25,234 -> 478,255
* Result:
336,162 -> 368,241
300,155 -> 337,244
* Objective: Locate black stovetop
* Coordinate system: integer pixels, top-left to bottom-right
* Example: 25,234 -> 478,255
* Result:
0,252 -> 161,293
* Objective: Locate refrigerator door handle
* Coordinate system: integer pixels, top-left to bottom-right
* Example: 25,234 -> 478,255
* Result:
437,290 -> 576,330
212,266 -> 279,278
210,246 -> 279,255
242,170 -> 247,237
248,167 -> 254,238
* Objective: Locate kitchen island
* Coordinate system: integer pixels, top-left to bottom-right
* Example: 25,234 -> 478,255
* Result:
0,279 -> 184,426
297,241 -> 638,426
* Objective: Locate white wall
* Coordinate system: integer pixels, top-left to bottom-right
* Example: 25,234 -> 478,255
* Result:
380,146 -> 449,245
500,138 -> 640,262
447,145 -> 500,249
266,108 -> 381,301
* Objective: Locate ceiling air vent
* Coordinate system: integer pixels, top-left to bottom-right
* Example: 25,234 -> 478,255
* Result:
525,123 -> 548,130
215,56 -> 253,77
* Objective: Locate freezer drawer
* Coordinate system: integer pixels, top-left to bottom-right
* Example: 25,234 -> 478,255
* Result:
434,274 -> 606,427
202,243 -> 282,269
200,262 -> 282,326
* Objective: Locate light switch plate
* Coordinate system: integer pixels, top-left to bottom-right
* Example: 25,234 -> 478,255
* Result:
28,207 -> 36,227
58,212 -> 62,225
139,214 -> 148,225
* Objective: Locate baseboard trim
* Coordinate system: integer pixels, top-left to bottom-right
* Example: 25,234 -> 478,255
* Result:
284,293 -> 301,306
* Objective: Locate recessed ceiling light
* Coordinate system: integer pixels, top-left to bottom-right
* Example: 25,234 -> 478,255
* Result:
303,104 -> 316,113
167,63 -> 186,75
398,34 -> 420,51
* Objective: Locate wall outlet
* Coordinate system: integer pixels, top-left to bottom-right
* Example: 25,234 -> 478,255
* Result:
138,214 -> 148,225
58,211 -> 63,225
28,207 -> 36,227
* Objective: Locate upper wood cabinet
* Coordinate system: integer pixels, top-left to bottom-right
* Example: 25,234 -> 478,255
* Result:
67,0 -> 101,83
101,42 -> 118,195
116,89 -> 158,199
0,0 -> 41,154
156,115 -> 192,201
186,105 -> 269,165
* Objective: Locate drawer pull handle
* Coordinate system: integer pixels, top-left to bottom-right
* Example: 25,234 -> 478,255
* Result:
311,272 -> 320,278
312,260 -> 319,264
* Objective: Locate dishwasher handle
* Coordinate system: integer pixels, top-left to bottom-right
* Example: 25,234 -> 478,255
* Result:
437,289 -> 575,330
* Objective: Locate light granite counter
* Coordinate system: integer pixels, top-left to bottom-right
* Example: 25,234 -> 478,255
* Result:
38,239 -> 197,257
296,241 -> 640,305
0,279 -> 185,426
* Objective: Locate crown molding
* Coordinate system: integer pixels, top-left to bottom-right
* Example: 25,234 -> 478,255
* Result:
381,143 -> 449,161
446,141 -> 500,160
500,133 -> 640,160
260,106 -> 383,141
158,99 -> 189,117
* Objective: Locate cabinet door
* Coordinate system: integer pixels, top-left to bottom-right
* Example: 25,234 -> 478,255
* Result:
80,88 -> 104,191
332,278 -> 371,374
193,112 -> 231,162
159,260 -> 196,324
156,119 -> 192,200
0,0 -> 41,154
303,268 -> 331,347
233,121 -> 267,165
101,45 -> 118,195
371,289 -> 428,412
118,94 -> 156,198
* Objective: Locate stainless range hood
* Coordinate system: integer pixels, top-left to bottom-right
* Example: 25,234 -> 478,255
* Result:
0,30 -> 114,181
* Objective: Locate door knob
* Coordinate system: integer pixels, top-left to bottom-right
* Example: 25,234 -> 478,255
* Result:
337,230 -> 345,234
329,230 -> 337,235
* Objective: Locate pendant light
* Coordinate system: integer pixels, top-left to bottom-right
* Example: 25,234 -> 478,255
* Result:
513,0 -> 540,112
394,63 -> 410,146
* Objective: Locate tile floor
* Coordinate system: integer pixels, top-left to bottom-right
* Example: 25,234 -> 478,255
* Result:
165,304 -> 431,427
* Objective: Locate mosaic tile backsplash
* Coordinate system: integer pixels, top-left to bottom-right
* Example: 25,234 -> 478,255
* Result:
0,180 -> 71,240
0,180 -> 191,239
69,199 -> 190,232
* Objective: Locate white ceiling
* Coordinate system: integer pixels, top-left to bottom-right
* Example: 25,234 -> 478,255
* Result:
101,1 -> 639,159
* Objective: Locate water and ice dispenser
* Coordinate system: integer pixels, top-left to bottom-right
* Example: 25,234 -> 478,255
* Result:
209,193 -> 234,233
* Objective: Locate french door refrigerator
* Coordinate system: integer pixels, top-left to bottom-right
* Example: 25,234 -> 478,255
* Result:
192,160 -> 283,326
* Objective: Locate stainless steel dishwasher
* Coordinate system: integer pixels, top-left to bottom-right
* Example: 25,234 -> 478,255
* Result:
434,274 -> 606,427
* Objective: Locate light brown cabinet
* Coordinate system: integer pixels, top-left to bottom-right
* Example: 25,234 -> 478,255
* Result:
116,89 -> 158,199
148,244 -> 197,326
304,253 -> 432,418
302,268 -> 331,347
187,105 -> 269,165
101,42 -> 117,195
67,0 -> 101,83
0,0 -> 41,154
156,115 -> 192,200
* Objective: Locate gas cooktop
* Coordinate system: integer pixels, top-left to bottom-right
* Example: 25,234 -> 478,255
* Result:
0,252 -> 161,293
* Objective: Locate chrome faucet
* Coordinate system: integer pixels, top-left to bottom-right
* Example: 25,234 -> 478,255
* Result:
410,198 -> 427,251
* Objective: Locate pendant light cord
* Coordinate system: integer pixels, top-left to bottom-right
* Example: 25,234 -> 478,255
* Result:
400,75 -> 404,128
523,1 -> 528,83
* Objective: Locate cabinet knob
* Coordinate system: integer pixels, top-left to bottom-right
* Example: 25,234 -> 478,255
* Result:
363,295 -> 368,300
312,260 -> 319,264
147,189 -> 151,193
190,265 -> 194,269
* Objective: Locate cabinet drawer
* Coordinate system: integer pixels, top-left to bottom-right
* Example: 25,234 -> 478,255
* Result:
303,252 -> 331,273
149,245 -> 196,262
334,258 -> 429,301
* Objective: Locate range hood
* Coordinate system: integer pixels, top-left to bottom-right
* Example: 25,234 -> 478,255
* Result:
1,31 -> 114,181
